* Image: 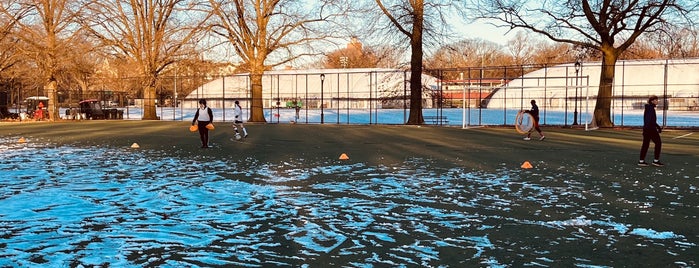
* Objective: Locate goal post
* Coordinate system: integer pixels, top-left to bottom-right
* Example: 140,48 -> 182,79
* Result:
583,78 -> 599,131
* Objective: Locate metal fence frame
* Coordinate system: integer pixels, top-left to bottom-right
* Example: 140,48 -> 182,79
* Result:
3,61 -> 698,127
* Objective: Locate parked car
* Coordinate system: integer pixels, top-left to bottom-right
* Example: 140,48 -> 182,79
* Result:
79,99 -> 123,120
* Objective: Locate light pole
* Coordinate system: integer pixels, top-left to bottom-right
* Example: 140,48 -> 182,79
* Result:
320,74 -> 325,124
573,61 -> 581,125
126,95 -> 130,119
173,64 -> 177,120
174,64 -> 177,108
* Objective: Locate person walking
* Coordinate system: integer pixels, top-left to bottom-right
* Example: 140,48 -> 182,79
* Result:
294,100 -> 301,121
232,100 -> 248,139
192,99 -> 214,148
523,99 -> 545,141
638,95 -> 664,166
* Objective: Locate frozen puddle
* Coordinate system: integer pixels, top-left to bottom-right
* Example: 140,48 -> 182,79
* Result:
0,138 -> 696,267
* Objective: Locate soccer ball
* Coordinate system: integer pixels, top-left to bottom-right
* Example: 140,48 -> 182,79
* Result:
235,133 -> 242,140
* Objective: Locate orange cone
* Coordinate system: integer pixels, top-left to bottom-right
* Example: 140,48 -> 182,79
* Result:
18,137 -> 26,143
339,153 -> 349,160
521,161 -> 533,169
130,143 -> 140,149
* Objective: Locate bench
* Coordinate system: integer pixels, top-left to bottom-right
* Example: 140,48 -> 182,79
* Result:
424,115 -> 449,124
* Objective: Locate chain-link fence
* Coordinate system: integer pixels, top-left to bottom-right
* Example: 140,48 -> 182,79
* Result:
3,60 -> 698,127
435,59 -> 699,128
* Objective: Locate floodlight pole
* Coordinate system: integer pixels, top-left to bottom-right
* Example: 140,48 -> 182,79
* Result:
573,61 -> 581,125
461,72 -> 466,129
126,95 -> 130,119
320,74 -> 325,124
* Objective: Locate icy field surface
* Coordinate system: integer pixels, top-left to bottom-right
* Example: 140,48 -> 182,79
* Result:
1,138 -> 696,267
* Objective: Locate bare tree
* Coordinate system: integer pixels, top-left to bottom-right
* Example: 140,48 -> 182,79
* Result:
63,33 -> 103,101
371,45 -> 407,68
530,42 -> 576,65
0,0 -> 27,77
471,0 -> 697,127
367,0 -> 457,124
622,38 -> 665,60
84,0 -> 211,120
506,32 -> 537,65
9,0 -> 84,120
637,26 -> 699,58
208,0 -> 348,123
425,39 -> 507,70
324,38 -> 382,68
375,0 -> 426,124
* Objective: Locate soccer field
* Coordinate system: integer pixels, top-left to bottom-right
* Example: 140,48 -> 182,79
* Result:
1,122 -> 697,266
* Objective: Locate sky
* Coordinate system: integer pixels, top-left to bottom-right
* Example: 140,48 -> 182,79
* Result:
208,14 -> 527,67
455,20 -> 521,45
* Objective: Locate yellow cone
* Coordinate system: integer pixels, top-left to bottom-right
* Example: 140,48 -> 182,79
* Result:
521,161 -> 533,169
339,153 -> 349,160
130,143 -> 140,149
18,137 -> 26,143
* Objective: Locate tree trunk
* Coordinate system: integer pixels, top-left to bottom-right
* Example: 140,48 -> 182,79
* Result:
142,81 -> 158,120
406,1 -> 424,125
593,50 -> 618,127
406,53 -> 424,125
249,72 -> 267,122
45,80 -> 59,121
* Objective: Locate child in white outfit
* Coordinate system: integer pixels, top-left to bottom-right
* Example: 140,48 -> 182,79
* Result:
232,100 -> 248,139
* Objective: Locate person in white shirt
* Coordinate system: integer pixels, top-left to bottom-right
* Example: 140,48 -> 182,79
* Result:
232,100 -> 248,139
192,99 -> 214,148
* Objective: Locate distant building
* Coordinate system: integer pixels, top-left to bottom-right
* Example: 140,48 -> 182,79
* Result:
183,68 -> 440,109
486,58 -> 699,111
438,78 -> 507,108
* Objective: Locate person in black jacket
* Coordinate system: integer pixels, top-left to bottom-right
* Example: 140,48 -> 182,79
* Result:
523,99 -> 545,141
638,95 -> 664,166
192,99 -> 214,148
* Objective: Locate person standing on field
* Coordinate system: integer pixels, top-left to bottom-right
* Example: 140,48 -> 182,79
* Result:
232,100 -> 248,139
638,95 -> 664,167
192,99 -> 213,148
523,99 -> 545,141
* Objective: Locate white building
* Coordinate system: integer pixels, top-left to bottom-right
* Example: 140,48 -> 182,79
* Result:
183,68 -> 439,109
486,58 -> 699,110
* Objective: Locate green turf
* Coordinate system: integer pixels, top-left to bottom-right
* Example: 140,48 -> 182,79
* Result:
2,121 -> 697,180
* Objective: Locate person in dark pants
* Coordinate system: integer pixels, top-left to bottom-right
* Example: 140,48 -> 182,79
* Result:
192,99 -> 214,148
523,99 -> 545,141
638,95 -> 664,166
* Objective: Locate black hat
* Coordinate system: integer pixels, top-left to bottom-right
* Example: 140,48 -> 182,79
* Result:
648,95 -> 658,103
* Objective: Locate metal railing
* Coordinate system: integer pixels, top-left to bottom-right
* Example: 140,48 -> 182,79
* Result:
4,60 -> 698,128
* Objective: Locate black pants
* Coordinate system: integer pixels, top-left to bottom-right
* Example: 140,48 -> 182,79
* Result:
197,120 -> 210,147
533,119 -> 541,133
639,129 -> 661,160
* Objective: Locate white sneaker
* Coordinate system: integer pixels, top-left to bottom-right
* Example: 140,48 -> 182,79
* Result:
539,136 -> 546,141
523,137 -> 531,141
